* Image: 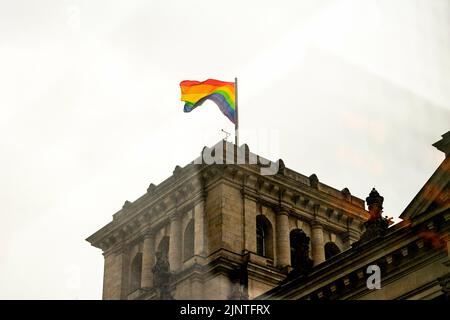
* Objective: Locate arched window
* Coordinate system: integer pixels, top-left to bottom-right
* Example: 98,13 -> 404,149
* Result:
256,215 -> 273,258
290,229 -> 310,269
130,252 -> 142,293
325,242 -> 341,260
256,222 -> 265,256
157,236 -> 170,257
183,220 -> 195,261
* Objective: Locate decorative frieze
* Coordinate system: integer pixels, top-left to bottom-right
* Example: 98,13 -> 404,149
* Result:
401,247 -> 408,257
385,255 -> 393,264
416,239 -> 424,249
343,277 -> 350,286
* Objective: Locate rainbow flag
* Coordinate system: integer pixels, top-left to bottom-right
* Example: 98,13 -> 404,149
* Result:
180,79 -> 236,124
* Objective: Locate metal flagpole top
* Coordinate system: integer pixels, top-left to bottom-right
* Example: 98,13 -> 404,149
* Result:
235,77 -> 239,146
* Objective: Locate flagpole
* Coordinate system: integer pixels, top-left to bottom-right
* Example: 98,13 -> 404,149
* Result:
235,77 -> 239,146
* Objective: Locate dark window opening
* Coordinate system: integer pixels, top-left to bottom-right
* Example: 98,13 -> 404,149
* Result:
157,236 -> 170,258
325,242 -> 341,260
183,220 -> 195,261
256,215 -> 273,258
130,252 -> 143,293
290,229 -> 310,269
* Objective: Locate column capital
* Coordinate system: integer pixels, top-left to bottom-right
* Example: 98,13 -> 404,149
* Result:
169,210 -> 181,221
193,195 -> 206,208
142,229 -> 155,239
275,206 -> 289,216
311,221 -> 324,229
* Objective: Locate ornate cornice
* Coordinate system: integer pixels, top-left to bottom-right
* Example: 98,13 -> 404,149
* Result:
87,142 -> 369,251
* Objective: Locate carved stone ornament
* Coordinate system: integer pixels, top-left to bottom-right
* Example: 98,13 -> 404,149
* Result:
353,188 -> 389,246
309,174 -> 319,189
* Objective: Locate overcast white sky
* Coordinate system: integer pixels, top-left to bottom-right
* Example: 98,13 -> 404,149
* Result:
0,0 -> 449,299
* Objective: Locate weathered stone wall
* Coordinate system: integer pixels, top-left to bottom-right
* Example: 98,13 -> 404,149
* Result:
358,259 -> 449,300
205,183 -> 223,255
221,183 -> 244,253
102,250 -> 128,299
89,142 -> 368,300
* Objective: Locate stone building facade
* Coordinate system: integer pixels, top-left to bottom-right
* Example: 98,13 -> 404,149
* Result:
86,141 -> 369,299
259,132 -> 450,300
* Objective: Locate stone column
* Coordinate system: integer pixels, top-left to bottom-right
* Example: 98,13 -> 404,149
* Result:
194,201 -> 206,256
169,212 -> 182,272
102,247 -> 127,300
311,222 -> 325,266
141,231 -> 155,288
276,209 -> 290,268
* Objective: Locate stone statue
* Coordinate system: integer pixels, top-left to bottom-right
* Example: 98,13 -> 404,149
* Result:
152,251 -> 174,300
309,174 -> 319,189
366,188 -> 384,221
354,188 -> 390,245
285,233 -> 314,282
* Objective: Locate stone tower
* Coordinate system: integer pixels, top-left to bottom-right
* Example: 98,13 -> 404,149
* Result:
86,140 -> 369,299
